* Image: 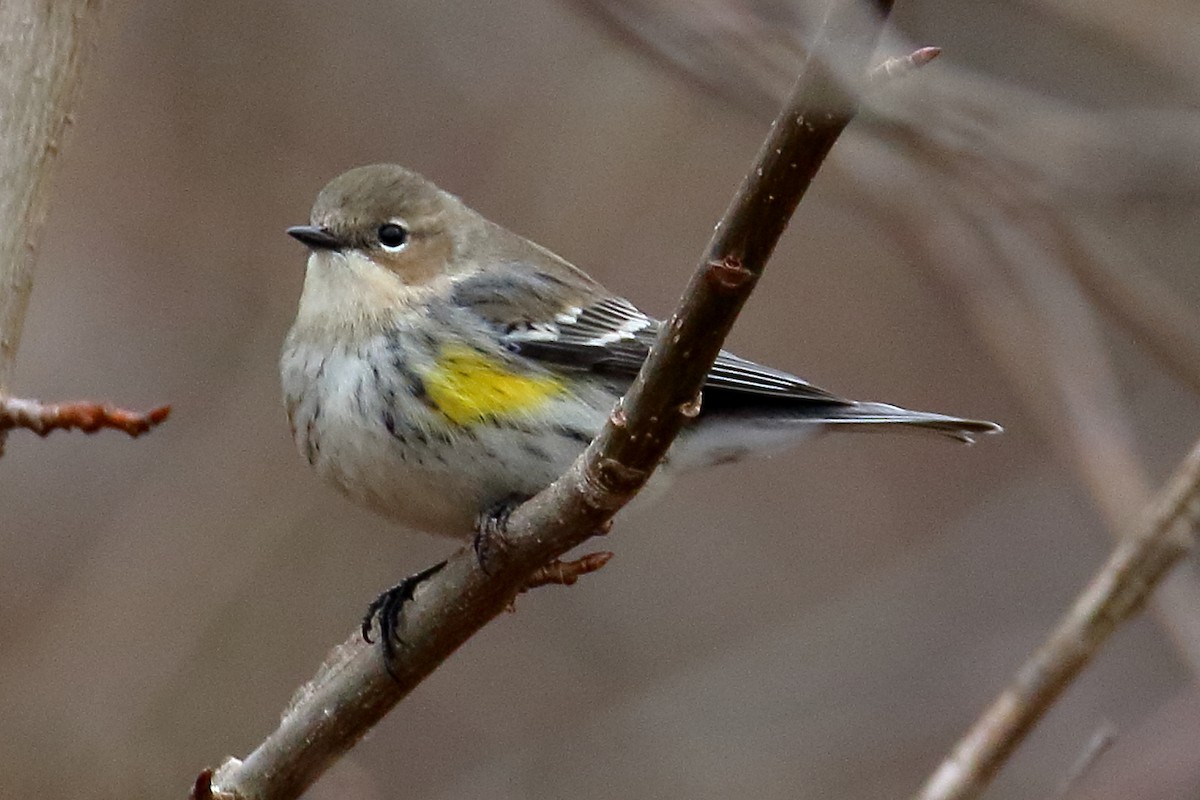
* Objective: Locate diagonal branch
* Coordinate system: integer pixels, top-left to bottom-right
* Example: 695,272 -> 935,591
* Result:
198,2 -> 897,799
913,436 -> 1200,800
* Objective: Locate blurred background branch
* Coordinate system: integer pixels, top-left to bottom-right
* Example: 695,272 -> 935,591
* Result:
570,0 -> 1200,680
0,1 -> 105,452
563,0 -> 1200,792
915,436 -> 1200,800
0,2 -> 167,454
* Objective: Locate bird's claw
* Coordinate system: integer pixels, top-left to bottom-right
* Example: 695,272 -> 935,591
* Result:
362,560 -> 447,677
472,495 -> 528,575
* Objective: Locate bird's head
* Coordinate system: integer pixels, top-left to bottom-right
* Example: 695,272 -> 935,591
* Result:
286,164 -> 477,333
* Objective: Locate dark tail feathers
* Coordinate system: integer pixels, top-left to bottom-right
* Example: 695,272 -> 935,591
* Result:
816,402 -> 1002,444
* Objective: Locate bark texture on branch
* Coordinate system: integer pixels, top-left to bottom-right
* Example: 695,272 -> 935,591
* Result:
0,0 -> 104,394
201,2 -> 896,799
571,0 -> 1200,678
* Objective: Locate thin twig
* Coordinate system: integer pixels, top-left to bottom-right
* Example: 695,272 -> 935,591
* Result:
913,437 -> 1200,800
0,1 -> 106,454
1051,724 -> 1117,800
565,3 -> 1200,790
868,46 -> 941,86
522,552 -> 614,591
199,3 -> 896,799
571,0 -> 1200,400
0,396 -> 170,438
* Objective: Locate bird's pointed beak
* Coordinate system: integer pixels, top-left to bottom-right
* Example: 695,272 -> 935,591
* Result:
287,225 -> 344,250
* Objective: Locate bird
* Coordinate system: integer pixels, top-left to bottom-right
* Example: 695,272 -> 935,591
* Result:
281,163 -> 1000,659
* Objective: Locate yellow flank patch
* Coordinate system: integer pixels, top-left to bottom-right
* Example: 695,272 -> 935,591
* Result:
425,344 -> 565,426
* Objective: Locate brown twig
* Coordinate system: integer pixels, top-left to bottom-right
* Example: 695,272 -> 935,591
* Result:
0,1 -> 106,454
564,1 -> 1200,790
522,551 -> 614,591
572,0 -> 1200,397
912,437 -> 1200,800
0,4 -> 169,457
868,46 -> 941,86
199,3 -> 896,799
0,396 -> 170,438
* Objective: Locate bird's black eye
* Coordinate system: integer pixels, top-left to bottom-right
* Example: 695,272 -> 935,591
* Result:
377,223 -> 408,250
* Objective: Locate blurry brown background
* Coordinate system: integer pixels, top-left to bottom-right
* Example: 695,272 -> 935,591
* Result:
4,1 -> 1200,798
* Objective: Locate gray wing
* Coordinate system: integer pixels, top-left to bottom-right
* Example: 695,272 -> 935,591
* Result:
453,270 -> 1000,441
502,295 -> 847,404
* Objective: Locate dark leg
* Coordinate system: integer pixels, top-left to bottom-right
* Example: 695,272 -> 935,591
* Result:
472,495 -> 529,575
362,560 -> 447,675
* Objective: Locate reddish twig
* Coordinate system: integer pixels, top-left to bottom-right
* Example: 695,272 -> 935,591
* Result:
522,552 -> 614,591
0,396 -> 170,438
0,2 -> 108,457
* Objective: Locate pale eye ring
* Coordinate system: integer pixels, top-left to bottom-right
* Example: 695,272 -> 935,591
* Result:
377,222 -> 408,251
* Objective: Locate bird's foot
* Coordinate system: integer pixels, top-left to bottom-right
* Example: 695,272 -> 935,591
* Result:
362,560 -> 447,677
472,495 -> 529,575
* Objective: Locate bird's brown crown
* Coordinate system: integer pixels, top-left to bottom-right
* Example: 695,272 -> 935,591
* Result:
302,164 -> 465,286
310,165 -> 448,246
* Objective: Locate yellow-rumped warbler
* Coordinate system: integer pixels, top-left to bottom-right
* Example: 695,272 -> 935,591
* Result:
281,164 -> 1000,652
